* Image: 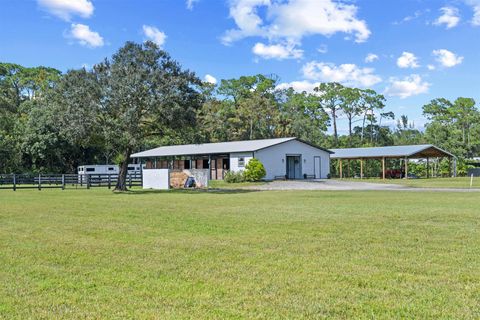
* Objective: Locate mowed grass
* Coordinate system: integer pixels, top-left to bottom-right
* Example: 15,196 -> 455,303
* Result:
208,180 -> 266,189
338,177 -> 480,189
0,189 -> 479,319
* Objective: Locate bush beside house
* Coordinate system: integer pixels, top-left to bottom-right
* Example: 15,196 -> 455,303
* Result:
224,171 -> 245,183
224,158 -> 266,183
244,158 -> 266,182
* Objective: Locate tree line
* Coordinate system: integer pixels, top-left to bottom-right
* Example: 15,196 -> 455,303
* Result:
1,41 -> 480,189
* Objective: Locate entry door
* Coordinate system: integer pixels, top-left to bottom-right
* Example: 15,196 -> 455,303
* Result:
286,156 -> 301,179
314,156 -> 321,179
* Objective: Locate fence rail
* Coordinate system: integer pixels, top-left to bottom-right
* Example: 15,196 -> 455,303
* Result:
0,173 -> 142,191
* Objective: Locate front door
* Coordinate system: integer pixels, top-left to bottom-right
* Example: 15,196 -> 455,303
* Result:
286,155 -> 301,179
314,156 -> 321,179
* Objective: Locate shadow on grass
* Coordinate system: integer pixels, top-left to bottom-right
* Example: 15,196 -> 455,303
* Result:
115,188 -> 261,196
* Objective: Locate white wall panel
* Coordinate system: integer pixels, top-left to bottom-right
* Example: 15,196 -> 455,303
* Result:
143,169 -> 170,189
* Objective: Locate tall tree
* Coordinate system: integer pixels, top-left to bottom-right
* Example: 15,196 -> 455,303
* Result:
275,88 -> 329,143
359,89 -> 386,144
314,82 -> 345,146
216,74 -> 279,140
423,97 -> 480,158
93,41 -> 202,191
393,115 -> 424,146
340,87 -> 362,146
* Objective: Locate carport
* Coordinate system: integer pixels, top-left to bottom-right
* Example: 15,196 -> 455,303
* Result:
331,145 -> 456,179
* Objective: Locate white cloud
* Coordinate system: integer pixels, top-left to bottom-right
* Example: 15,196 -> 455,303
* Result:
302,61 -> 382,88
317,44 -> 328,54
252,42 -> 303,60
186,0 -> 199,10
68,23 -> 104,48
427,64 -> 436,70
38,0 -> 94,21
222,0 -> 371,45
473,5 -> 480,25
464,0 -> 480,25
384,74 -> 430,99
433,49 -> 464,67
397,51 -> 419,69
204,74 -> 217,84
276,80 -> 319,93
142,25 -> 167,47
394,10 -> 426,25
365,53 -> 379,63
434,7 -> 461,29
472,5 -> 480,26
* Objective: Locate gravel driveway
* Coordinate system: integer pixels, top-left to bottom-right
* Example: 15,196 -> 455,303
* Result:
246,179 -> 480,192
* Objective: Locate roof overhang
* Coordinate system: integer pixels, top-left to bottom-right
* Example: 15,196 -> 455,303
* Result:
131,137 -> 333,158
331,144 -> 455,160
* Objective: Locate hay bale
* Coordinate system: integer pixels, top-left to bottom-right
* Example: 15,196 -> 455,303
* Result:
169,171 -> 189,189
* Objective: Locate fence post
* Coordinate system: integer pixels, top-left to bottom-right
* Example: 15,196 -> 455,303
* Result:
62,174 -> 65,190
13,174 -> 16,191
129,174 -> 132,188
38,173 -> 42,191
86,174 -> 90,189
108,174 -> 111,189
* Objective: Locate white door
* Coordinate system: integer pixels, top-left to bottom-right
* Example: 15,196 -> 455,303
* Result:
314,156 -> 321,179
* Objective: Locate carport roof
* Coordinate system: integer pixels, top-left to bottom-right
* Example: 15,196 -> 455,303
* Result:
131,137 -> 332,158
331,144 -> 454,159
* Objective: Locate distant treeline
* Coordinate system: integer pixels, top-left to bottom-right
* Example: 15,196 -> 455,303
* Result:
1,41 -> 479,177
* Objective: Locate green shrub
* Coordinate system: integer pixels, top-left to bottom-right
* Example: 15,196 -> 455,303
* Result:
244,158 -> 266,182
224,170 -> 245,183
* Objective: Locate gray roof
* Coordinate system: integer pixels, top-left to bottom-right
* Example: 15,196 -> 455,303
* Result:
132,137 -> 299,158
331,144 -> 454,159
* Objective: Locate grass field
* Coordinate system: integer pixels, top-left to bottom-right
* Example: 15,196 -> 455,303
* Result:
337,177 -> 480,189
208,180 -> 266,189
1,188 -> 479,319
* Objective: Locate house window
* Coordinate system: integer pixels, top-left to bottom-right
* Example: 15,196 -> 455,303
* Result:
238,157 -> 245,167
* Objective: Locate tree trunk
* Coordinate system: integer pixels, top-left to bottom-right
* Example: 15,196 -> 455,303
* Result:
332,108 -> 338,146
348,115 -> 353,147
250,119 -> 253,140
114,147 -> 132,191
377,116 -> 383,144
361,112 -> 366,143
370,116 -> 374,144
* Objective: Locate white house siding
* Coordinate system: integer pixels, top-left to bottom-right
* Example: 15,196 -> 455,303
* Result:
254,140 -> 330,180
229,152 -> 254,173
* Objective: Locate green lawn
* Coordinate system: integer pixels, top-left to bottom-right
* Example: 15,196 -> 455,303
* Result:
337,177 -> 480,189
208,180 -> 266,189
1,189 -> 479,319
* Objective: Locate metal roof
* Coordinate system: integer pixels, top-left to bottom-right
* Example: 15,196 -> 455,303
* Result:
131,137 -> 300,158
331,144 -> 454,159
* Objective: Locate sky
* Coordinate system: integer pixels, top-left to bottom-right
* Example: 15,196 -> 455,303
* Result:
1,0 -> 480,134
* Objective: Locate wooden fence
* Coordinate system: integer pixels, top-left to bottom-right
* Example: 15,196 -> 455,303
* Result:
0,173 -> 142,191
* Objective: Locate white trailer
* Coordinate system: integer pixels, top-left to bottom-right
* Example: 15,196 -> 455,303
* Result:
78,165 -> 119,175
77,164 -> 144,175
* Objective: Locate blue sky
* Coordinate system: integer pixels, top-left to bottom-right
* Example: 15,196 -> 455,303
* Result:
1,0 -> 479,133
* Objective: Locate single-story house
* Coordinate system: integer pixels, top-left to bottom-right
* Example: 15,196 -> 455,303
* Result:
131,137 -> 332,180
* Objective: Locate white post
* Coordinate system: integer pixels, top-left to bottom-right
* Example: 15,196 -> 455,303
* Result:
470,174 -> 474,189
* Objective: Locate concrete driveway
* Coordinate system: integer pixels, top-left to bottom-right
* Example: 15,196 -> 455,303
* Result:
247,179 -> 480,192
